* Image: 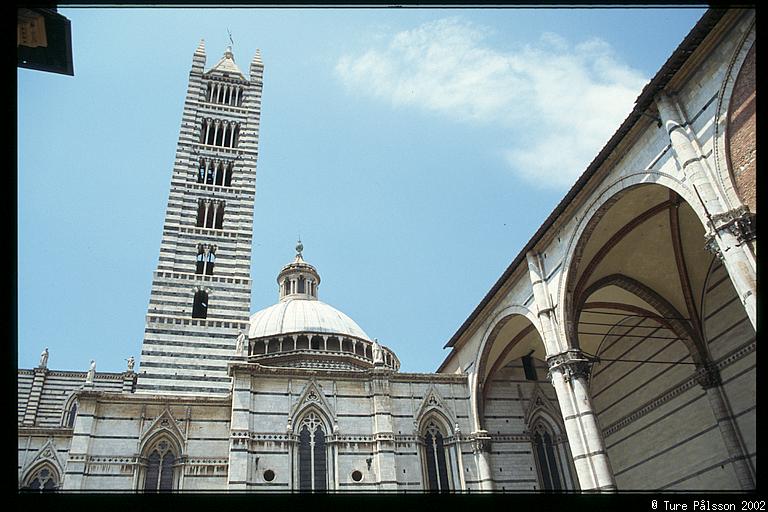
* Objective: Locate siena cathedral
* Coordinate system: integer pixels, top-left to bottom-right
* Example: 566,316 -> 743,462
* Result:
18,8 -> 755,492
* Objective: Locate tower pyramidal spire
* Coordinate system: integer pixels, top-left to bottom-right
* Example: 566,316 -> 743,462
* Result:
136,41 -> 264,396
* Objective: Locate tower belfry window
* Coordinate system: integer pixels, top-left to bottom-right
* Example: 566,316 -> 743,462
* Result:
196,200 -> 225,229
197,158 -> 234,187
192,290 -> 208,319
196,245 -> 216,275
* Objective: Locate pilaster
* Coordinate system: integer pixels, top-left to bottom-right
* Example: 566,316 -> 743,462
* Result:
22,367 -> 47,426
696,364 -> 755,490
370,369 -> 397,490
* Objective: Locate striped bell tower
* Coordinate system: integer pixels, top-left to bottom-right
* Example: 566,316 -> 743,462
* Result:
136,41 -> 263,395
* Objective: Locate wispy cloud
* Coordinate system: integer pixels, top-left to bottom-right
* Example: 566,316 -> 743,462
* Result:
335,18 -> 648,188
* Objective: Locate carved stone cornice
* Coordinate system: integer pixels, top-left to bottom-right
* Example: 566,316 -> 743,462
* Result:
546,350 -> 593,383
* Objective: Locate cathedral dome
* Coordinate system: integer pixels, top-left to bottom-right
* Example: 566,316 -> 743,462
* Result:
248,298 -> 371,341
245,242 -> 399,372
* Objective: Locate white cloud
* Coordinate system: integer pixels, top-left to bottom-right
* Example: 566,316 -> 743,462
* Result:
335,18 -> 649,189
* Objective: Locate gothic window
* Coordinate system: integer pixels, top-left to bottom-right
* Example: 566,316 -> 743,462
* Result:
66,401 -> 77,428
20,464 -> 59,492
192,290 -> 208,319
532,423 -> 563,490
143,439 -> 177,492
298,412 -> 327,492
422,420 -> 450,492
196,245 -> 216,275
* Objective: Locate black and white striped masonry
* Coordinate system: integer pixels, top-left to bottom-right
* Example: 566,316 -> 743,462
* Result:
136,41 -> 263,396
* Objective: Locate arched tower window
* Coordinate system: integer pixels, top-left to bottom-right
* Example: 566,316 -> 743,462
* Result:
298,411 -> 327,492
143,438 -> 177,492
20,464 -> 59,492
422,419 -> 451,492
532,423 -> 563,490
214,202 -> 225,229
192,290 -> 208,319
196,200 -> 224,229
297,276 -> 306,294
196,245 -> 216,275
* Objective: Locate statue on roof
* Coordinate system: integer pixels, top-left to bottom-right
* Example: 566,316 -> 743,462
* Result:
39,347 -> 49,368
372,338 -> 384,365
126,356 -> 135,372
86,360 -> 96,384
236,330 -> 248,356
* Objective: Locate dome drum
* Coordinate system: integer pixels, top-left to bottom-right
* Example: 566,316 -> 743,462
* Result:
247,332 -> 400,371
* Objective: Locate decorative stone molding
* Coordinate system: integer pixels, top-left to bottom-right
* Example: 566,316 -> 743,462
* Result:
546,350 -> 593,383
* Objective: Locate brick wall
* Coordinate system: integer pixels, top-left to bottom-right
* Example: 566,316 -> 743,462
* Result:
726,43 -> 756,212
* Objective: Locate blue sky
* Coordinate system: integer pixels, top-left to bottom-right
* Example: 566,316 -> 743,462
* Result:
17,7 -> 707,374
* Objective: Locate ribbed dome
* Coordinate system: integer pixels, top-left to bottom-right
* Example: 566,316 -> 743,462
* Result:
249,298 -> 371,341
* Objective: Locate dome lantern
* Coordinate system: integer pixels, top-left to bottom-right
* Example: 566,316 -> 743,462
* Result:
277,240 -> 321,301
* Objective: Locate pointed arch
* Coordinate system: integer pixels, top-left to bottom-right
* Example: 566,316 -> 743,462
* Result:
20,461 -> 61,492
290,380 -> 336,428
138,409 -> 186,492
60,391 -> 79,428
471,306 -> 545,432
418,412 -> 454,492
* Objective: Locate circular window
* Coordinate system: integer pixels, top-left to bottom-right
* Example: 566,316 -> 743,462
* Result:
351,470 -> 363,482
263,470 -> 275,482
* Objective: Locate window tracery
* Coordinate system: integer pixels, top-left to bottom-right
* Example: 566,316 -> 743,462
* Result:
143,439 -> 177,492
297,411 -> 327,492
422,419 -> 450,492
20,464 -> 59,492
532,422 -> 563,490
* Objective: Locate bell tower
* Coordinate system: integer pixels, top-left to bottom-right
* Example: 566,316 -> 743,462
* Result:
136,41 -> 264,395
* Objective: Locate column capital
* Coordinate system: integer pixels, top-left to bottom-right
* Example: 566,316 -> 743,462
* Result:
471,430 -> 492,453
546,350 -> 593,383
709,206 -> 756,245
695,363 -> 722,390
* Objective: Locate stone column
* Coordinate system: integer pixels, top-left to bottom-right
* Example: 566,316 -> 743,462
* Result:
227,368 -> 251,490
696,364 -> 755,490
526,251 -> 615,491
471,431 -> 494,490
63,392 -> 97,490
656,93 -> 756,328
548,351 -> 616,491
